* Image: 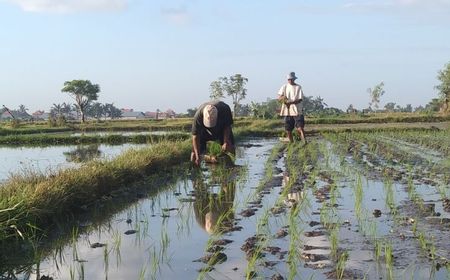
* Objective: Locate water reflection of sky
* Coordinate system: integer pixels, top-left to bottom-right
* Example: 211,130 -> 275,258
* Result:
70,131 -> 188,137
0,144 -> 148,182
25,139 -> 278,280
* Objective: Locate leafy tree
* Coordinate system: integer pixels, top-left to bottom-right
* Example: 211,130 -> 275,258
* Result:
403,104 -> 413,113
303,96 -> 328,115
209,74 -> 248,115
321,107 -> 344,115
346,104 -> 356,113
61,80 -> 100,123
250,99 -> 279,119
425,98 -> 442,112
367,82 -> 385,111
104,103 -> 122,119
235,104 -> 250,117
209,80 -> 224,100
186,108 -> 197,117
86,102 -> 104,120
414,105 -> 425,113
384,102 -> 396,112
435,62 -> 450,113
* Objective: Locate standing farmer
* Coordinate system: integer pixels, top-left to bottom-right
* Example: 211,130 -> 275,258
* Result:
191,101 -> 235,166
278,72 -> 307,143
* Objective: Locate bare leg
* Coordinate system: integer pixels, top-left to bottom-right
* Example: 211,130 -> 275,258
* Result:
296,127 -> 306,143
287,130 -> 294,143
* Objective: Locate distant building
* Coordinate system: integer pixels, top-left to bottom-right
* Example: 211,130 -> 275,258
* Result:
31,110 -> 51,121
121,110 -> 146,120
145,109 -> 177,120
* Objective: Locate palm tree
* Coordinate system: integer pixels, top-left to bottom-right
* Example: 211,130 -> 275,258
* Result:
51,103 -> 63,117
18,104 -> 28,114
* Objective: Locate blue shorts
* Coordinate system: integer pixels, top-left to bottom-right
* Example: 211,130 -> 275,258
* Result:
284,115 -> 305,131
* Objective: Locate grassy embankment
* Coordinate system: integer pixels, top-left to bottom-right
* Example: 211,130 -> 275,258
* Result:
2,114 -> 450,145
1,112 -> 449,135
0,132 -> 189,146
0,140 -> 191,243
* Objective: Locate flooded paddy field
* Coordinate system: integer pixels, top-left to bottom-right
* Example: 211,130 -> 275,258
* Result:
0,144 -> 148,182
1,128 -> 450,280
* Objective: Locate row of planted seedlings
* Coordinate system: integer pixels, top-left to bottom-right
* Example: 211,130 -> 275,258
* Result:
204,138 -> 354,279
339,130 -> 450,213
378,129 -> 450,157
322,130 -> 450,278
195,142 -> 286,279
320,133 -> 410,279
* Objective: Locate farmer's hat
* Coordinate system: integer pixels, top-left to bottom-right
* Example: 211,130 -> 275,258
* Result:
203,104 -> 218,128
287,72 -> 298,80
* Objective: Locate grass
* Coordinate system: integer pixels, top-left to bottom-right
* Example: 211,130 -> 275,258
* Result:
0,140 -> 191,242
0,132 -> 189,146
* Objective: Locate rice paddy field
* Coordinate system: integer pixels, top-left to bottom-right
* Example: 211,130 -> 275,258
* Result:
1,124 -> 450,280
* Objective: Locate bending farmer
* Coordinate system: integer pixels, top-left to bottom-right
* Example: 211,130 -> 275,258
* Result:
278,72 -> 307,143
191,101 -> 235,166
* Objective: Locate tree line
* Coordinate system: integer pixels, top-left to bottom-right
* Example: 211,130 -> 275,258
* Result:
196,62 -> 450,118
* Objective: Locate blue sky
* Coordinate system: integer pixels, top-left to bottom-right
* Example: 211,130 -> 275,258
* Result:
1,0 -> 449,113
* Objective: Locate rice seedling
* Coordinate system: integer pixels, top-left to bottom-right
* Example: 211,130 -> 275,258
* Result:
149,250 -> 158,280
138,265 -> 147,280
336,250 -> 349,280
103,245 -> 109,279
330,226 -> 340,259
384,242 -> 394,280
287,203 -> 302,280
78,261 -> 85,280
69,265 -> 75,280
417,232 -> 427,251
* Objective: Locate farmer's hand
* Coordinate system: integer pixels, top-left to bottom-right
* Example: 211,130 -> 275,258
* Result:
222,141 -> 233,153
191,152 -> 201,166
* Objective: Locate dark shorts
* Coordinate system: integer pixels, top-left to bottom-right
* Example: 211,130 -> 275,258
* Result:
284,115 -> 305,131
199,130 -> 235,154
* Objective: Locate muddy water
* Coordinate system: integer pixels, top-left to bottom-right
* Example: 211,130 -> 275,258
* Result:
4,136 -> 450,280
0,143 -> 148,182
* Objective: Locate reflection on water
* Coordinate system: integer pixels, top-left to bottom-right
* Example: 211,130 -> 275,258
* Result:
0,139 -> 277,280
70,131 -> 187,137
63,144 -> 101,163
193,164 -> 237,234
0,143 -> 148,181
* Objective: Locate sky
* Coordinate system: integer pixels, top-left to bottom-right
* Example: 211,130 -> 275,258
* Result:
1,0 -> 450,113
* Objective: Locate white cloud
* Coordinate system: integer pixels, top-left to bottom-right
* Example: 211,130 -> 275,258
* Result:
343,0 -> 450,11
7,0 -> 128,13
161,5 -> 191,25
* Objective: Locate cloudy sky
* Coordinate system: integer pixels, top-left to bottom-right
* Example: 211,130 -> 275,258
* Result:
1,0 -> 449,113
